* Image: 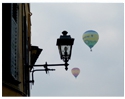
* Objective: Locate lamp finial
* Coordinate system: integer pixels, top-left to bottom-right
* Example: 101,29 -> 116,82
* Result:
62,31 -> 68,36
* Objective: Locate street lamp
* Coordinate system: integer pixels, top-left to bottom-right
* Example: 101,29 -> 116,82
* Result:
56,31 -> 74,70
29,31 -> 74,84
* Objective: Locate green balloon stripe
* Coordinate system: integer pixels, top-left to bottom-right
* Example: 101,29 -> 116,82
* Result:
84,40 -> 97,48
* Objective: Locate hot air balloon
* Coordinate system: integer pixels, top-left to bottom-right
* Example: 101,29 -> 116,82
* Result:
82,30 -> 99,51
71,68 -> 80,78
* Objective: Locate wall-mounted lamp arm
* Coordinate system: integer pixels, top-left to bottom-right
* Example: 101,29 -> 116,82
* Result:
28,62 -> 69,84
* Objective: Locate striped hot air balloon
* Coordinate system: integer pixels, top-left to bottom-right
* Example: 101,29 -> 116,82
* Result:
82,30 -> 99,51
71,68 -> 80,78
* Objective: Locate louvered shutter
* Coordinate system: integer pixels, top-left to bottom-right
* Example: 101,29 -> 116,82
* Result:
10,4 -> 18,80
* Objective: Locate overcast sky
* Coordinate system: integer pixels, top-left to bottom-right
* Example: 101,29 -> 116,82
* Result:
29,3 -> 124,97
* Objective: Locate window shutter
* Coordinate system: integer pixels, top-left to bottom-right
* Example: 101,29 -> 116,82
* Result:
11,4 -> 18,80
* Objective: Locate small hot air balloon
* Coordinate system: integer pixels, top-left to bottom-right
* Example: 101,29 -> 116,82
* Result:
82,30 -> 99,51
71,68 -> 80,78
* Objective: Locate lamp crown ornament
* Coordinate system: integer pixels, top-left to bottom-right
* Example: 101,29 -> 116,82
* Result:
62,31 -> 68,35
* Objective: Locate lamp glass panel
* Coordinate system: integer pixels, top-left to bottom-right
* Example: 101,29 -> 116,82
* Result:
61,45 -> 71,56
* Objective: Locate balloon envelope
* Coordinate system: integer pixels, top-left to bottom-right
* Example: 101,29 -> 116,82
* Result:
82,30 -> 99,51
71,68 -> 80,78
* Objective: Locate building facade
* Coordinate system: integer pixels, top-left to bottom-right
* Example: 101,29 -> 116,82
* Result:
2,3 -> 41,96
